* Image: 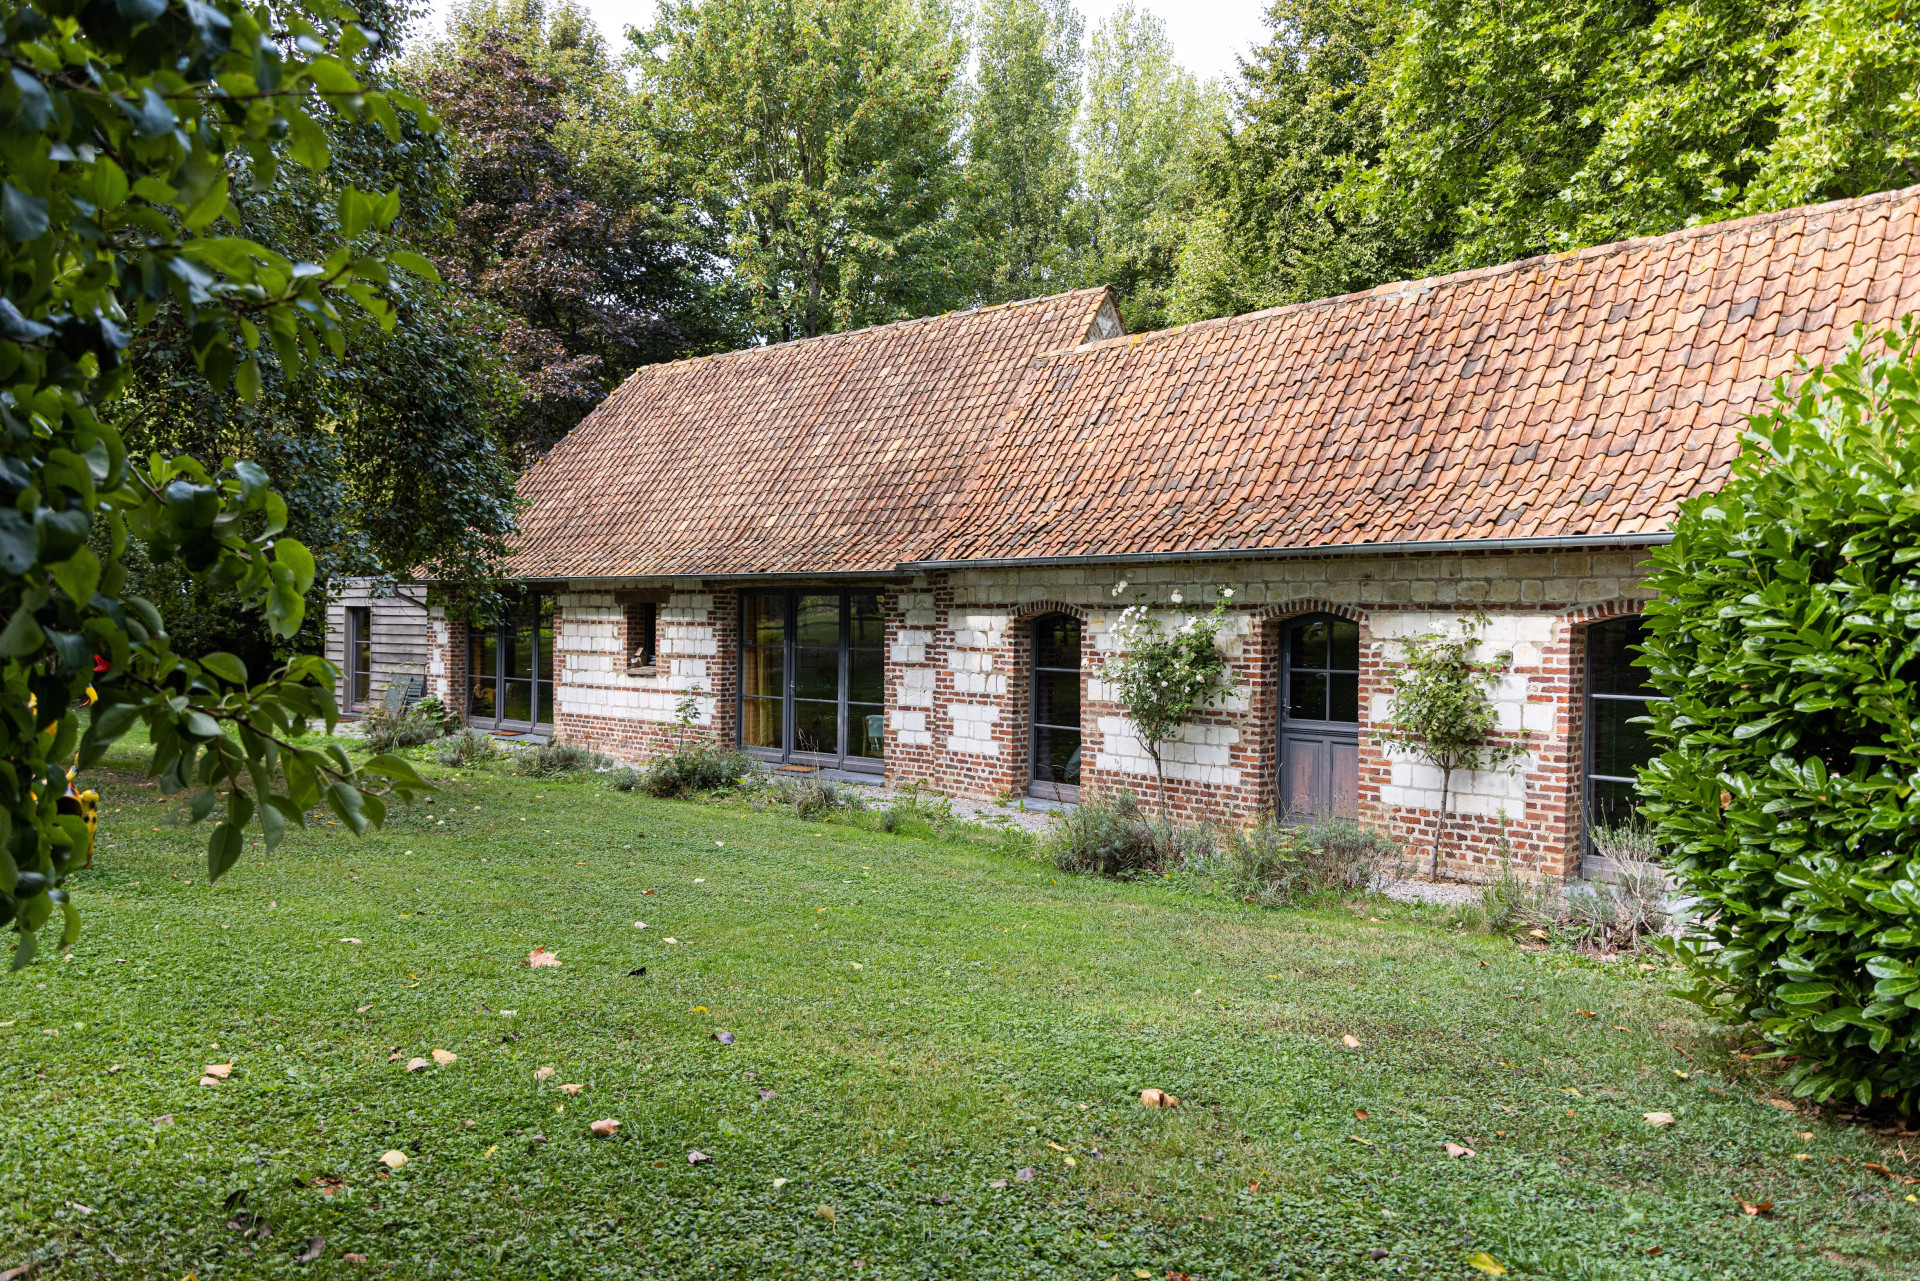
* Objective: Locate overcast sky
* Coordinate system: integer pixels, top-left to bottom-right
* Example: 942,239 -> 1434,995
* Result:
419,0 -> 1270,83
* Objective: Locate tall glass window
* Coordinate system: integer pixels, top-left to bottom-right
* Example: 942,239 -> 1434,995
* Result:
1586,616 -> 1667,830
468,594 -> 554,730
740,591 -> 884,771
1029,614 -> 1081,802
346,607 -> 372,711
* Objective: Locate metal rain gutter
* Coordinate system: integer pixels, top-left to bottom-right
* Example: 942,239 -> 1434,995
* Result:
895,531 -> 1673,573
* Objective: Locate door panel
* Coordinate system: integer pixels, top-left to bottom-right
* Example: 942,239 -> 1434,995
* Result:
1280,729 -> 1359,820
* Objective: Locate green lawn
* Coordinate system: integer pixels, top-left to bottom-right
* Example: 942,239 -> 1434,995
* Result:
2,745 -> 1915,1279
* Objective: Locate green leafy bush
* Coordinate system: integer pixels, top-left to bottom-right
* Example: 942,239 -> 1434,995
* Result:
1208,819 -> 1403,907
360,704 -> 445,754
640,747 -> 754,797
1639,317 -> 1920,1107
435,729 -> 498,767
1042,790 -> 1205,877
511,740 -> 612,778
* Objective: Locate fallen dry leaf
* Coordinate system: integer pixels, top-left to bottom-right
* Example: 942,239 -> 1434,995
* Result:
1737,1199 -> 1773,1216
1866,1162 -> 1893,1177
588,1118 -> 620,1137
1578,1010 -> 1596,1018
295,1236 -> 326,1263
404,1058 -> 430,1073
988,1179 -> 1008,1189
338,938 -> 362,944
558,1083 -> 583,1095
1793,1153 -> 1812,1161
343,1254 -> 367,1264
203,1063 -> 233,1079
772,1177 -> 789,1190
1644,1112 -> 1677,1128
151,1114 -> 173,1128
1445,1142 -> 1476,1158
534,1066 -> 555,1080
527,947 -> 561,968
1341,1035 -> 1361,1049
815,1203 -> 836,1222
1467,1251 -> 1507,1275
1014,1167 -> 1035,1181
198,1075 -> 223,1087
432,1049 -> 458,1066
1045,1141 -> 1068,1152
1139,1088 -> 1178,1108
687,1150 -> 710,1164
1765,1098 -> 1798,1113
1353,1109 -> 1369,1120
310,1177 -> 344,1197
355,1004 -> 372,1014
713,1031 -> 735,1046
1350,1135 -> 1376,1147
379,1150 -> 408,1170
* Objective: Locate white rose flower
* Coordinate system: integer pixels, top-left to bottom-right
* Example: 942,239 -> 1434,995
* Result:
1170,591 -> 1183,604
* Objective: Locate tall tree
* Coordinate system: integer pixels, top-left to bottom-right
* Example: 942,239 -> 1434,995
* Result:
1173,0 -> 1405,321
638,0 -> 970,341
113,0 -> 522,669
963,0 -> 1084,302
419,0 -> 726,459
1075,3 -> 1222,331
0,0 -> 430,964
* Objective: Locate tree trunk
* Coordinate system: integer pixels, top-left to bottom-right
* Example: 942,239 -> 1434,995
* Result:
1433,763 -> 1453,882
1148,741 -> 1169,820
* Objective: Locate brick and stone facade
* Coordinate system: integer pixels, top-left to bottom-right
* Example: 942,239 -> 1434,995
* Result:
426,545 -> 1655,880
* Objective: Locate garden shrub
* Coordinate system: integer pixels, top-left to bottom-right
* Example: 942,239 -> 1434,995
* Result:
435,729 -> 498,767
1639,317 -> 1920,1107
1210,819 -> 1403,906
759,777 -> 866,820
511,740 -> 612,778
360,702 -> 445,754
1042,790 -> 1204,877
1453,860 -> 1670,953
639,747 -> 754,798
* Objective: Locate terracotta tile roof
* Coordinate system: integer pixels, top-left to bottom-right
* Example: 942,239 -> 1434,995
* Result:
927,187 -> 1920,565
510,187 -> 1920,578
507,288 -> 1122,578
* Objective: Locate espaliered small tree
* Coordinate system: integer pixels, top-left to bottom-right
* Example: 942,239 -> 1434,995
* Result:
1640,317 -> 1920,1110
1380,614 -> 1523,880
1104,586 -> 1236,816
0,0 -> 435,968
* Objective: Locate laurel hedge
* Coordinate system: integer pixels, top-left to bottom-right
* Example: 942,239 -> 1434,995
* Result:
1638,317 -> 1920,1109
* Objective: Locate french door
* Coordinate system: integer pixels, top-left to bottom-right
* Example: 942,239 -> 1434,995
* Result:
1029,613 -> 1082,802
1278,614 -> 1360,820
468,594 -> 555,731
741,591 -> 884,772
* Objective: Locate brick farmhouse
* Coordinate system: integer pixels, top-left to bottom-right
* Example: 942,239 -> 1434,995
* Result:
331,187 -> 1920,880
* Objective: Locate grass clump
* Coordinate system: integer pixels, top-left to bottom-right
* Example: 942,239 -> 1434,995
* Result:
638,745 -> 754,797
755,775 -> 866,820
359,699 -> 447,753
510,739 -> 611,778
1042,789 -> 1203,877
1454,850 -> 1672,953
433,728 -> 498,767
1202,818 -> 1403,907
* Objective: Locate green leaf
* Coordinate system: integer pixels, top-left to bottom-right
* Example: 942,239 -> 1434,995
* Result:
9,929 -> 35,973
199,651 -> 248,686
327,780 -> 370,835
0,605 -> 44,657
49,547 -> 100,608
180,710 -> 223,740
206,822 -> 243,883
1,182 -> 48,242
386,250 -> 441,283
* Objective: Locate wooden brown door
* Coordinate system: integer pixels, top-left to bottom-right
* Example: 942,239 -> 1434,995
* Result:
1278,616 -> 1360,821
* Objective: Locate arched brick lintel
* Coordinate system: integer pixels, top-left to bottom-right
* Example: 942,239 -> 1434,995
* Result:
1556,598 -> 1647,628
1011,600 -> 1089,623
1247,599 -> 1368,626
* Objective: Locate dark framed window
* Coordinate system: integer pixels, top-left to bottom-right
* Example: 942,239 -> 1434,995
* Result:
740,591 -> 884,772
346,607 -> 372,712
1278,614 -> 1360,820
1585,615 -> 1667,831
1029,614 -> 1081,802
468,593 -> 555,730
626,601 -> 658,670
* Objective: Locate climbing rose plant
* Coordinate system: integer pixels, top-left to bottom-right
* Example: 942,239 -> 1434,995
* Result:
0,0 -> 436,968
1640,317 -> 1920,1109
1379,613 -> 1523,880
1104,585 -> 1237,815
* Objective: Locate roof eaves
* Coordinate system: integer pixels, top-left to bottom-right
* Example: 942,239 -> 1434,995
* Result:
899,530 -> 1674,572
